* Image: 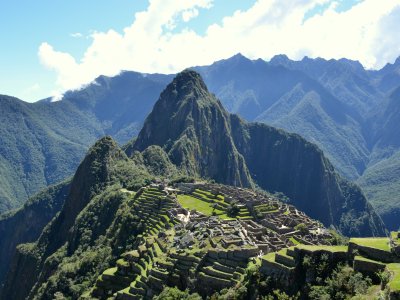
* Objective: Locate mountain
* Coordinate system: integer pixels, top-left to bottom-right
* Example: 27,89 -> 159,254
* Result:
0,136 -> 153,299
131,71 -> 253,187
0,72 -> 171,214
195,54 -> 374,180
369,56 -> 400,93
357,86 -> 400,230
194,54 -> 400,230
131,70 -> 384,236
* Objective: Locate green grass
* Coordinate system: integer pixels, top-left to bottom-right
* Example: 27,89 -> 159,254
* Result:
103,267 -> 118,276
296,245 -> 348,253
289,237 -> 300,245
354,255 -> 385,265
177,194 -> 221,215
350,238 -> 390,252
262,252 -> 276,262
391,232 -> 400,243
387,263 -> 400,291
177,194 -> 234,220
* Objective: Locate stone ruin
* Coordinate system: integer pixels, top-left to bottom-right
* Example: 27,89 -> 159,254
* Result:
90,182 -> 336,300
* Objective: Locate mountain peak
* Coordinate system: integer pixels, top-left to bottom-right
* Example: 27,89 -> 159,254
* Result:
157,69 -> 216,111
270,54 -> 290,63
172,69 -> 208,92
223,53 -> 252,64
133,70 -> 253,187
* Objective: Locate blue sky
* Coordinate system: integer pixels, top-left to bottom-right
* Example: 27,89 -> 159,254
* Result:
1,0 -> 400,102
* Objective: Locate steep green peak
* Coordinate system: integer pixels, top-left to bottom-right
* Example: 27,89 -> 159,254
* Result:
86,136 -> 122,160
64,135 -> 125,216
160,69 -> 216,107
133,69 -> 226,152
171,69 -> 208,92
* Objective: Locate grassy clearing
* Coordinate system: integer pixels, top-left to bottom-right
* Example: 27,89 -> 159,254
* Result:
177,194 -> 221,215
387,263 -> 400,291
262,252 -> 276,262
296,245 -> 348,253
350,238 -> 390,251
177,194 -> 233,220
391,231 -> 400,243
289,237 -> 300,245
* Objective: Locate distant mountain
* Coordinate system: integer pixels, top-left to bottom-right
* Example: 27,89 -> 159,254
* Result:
195,54 -> 400,230
0,72 -> 171,214
195,53 -> 375,180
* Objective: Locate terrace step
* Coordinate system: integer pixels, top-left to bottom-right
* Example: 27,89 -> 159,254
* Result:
198,272 -> 233,288
275,252 -> 296,268
211,262 -> 236,274
202,266 -> 233,280
116,287 -> 142,300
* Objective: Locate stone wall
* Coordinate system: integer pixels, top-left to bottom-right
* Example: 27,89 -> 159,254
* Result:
349,242 -> 400,263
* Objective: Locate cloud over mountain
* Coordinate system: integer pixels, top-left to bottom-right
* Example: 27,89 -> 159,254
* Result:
38,0 -> 400,98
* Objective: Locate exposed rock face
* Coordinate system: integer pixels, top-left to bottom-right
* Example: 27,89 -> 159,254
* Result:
133,70 -> 386,237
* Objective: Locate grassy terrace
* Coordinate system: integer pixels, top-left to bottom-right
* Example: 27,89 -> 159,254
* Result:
350,238 -> 390,252
295,245 -> 348,253
177,192 -> 247,220
391,231 -> 400,243
263,252 -> 276,262
177,194 -> 231,219
387,263 -> 400,291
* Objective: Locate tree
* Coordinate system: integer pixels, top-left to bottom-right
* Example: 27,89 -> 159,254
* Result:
153,286 -> 201,300
294,223 -> 309,235
227,202 -> 240,217
377,270 -> 391,290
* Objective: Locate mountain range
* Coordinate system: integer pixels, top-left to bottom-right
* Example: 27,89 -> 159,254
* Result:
0,71 -> 385,299
0,54 -> 399,230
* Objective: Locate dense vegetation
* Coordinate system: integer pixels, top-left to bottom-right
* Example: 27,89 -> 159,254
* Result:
0,180 -> 70,284
0,137 -> 152,298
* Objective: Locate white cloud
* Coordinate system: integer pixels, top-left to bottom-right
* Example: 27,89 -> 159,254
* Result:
70,32 -> 83,38
38,0 -> 400,97
182,8 -> 199,22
